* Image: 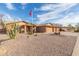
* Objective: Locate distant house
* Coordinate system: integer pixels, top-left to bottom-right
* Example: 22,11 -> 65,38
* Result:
60,27 -> 75,32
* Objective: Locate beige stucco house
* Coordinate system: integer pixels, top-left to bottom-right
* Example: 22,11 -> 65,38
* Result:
5,21 -> 61,34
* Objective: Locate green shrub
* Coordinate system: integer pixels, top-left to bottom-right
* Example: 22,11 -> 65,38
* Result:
27,31 -> 33,35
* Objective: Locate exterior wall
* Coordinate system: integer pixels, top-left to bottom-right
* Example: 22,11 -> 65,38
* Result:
46,27 -> 52,33
52,27 -> 54,32
36,26 -> 60,33
36,26 -> 46,33
26,26 -> 32,32
55,27 -> 60,33
19,25 -> 26,33
52,27 -> 60,33
6,22 -> 28,33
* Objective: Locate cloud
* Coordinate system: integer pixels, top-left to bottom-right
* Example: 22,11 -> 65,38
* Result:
2,14 -> 22,23
36,3 -> 77,24
21,3 -> 27,10
55,12 -> 79,26
16,17 -> 22,21
35,4 -> 54,11
2,14 -> 14,23
5,3 -> 15,10
35,4 -> 75,11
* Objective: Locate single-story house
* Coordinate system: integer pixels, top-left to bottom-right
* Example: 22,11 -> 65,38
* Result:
5,21 -> 62,34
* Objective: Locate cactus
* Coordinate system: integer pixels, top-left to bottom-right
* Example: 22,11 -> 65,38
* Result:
8,23 -> 17,39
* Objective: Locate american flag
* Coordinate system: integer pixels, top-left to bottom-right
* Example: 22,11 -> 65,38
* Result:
29,10 -> 32,16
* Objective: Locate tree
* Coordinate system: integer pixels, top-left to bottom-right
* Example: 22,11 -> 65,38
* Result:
67,24 -> 73,28
67,24 -> 75,32
75,23 -> 79,32
0,14 -> 7,33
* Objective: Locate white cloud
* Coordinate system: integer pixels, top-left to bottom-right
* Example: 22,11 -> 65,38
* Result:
55,12 -> 79,26
16,17 -> 22,21
21,3 -> 27,10
36,4 -> 77,24
2,14 -> 22,23
5,3 -> 15,10
2,14 -> 14,23
36,4 -> 75,11
38,4 -> 54,11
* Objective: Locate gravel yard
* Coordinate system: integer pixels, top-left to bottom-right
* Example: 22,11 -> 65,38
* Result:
0,33 -> 77,56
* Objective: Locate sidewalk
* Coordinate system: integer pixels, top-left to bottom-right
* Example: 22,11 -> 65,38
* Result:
72,36 -> 79,56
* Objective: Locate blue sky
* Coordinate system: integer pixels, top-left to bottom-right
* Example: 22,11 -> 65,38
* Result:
0,3 -> 79,26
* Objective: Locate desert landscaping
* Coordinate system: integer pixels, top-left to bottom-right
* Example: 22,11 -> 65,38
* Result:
0,32 -> 78,56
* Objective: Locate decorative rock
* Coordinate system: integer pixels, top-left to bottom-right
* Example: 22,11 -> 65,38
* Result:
0,46 -> 7,55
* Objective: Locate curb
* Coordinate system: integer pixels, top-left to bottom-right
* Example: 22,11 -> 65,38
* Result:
72,36 -> 79,56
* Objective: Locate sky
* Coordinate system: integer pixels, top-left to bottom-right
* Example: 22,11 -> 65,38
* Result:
0,3 -> 79,26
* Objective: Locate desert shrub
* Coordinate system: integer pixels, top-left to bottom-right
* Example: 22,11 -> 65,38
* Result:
27,31 -> 33,35
74,30 -> 79,32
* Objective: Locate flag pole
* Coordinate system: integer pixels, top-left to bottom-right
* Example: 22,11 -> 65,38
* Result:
32,9 -> 33,34
29,9 -> 34,34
